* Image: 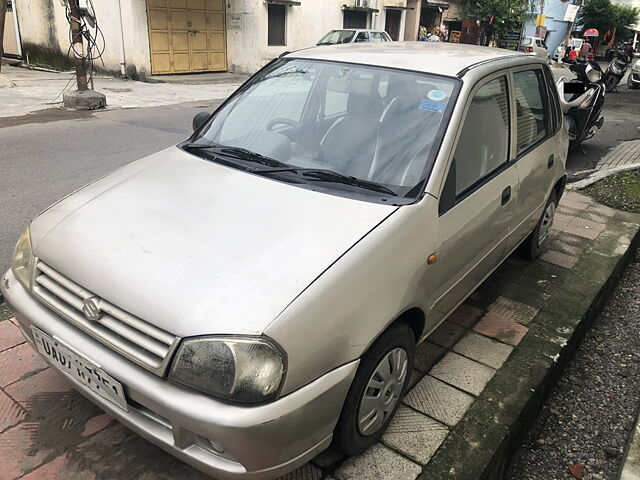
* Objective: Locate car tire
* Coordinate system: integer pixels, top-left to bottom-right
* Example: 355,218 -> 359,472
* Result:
520,191 -> 558,261
333,322 -> 415,456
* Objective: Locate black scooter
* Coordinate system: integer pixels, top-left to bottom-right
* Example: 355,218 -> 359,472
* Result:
557,60 -> 606,153
602,52 -> 631,92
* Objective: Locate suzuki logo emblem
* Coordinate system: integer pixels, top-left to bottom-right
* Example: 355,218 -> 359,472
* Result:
82,297 -> 102,321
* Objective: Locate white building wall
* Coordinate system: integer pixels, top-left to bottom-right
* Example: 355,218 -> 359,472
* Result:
16,0 -> 69,50
16,0 -> 397,78
225,0 -> 348,73
15,0 -> 152,78
93,0 -> 152,77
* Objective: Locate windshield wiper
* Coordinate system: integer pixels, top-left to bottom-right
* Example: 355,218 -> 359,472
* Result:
184,143 -> 396,197
183,143 -> 290,169
255,167 -> 397,196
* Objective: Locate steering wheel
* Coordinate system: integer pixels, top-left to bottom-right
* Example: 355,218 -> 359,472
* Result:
266,117 -> 301,131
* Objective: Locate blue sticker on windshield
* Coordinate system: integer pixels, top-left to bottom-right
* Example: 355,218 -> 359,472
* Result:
419,99 -> 445,112
427,89 -> 447,101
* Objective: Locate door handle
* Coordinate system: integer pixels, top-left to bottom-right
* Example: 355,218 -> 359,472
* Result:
547,155 -> 554,169
501,186 -> 511,206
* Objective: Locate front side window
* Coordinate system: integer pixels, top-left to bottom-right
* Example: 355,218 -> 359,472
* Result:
267,4 -> 286,46
452,76 -> 510,196
191,59 -> 458,203
355,32 -> 370,42
513,69 -> 551,154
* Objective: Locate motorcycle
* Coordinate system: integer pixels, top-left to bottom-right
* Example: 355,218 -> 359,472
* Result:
602,52 -> 631,91
628,59 -> 640,89
556,60 -> 606,153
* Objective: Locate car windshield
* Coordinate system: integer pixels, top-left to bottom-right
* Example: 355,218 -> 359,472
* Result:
318,30 -> 357,45
191,58 -> 458,202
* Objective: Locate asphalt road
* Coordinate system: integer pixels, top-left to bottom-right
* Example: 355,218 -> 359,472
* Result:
565,78 -> 640,174
0,100 -> 222,270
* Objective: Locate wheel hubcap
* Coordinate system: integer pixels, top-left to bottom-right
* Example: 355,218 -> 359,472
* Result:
538,202 -> 556,247
357,348 -> 408,436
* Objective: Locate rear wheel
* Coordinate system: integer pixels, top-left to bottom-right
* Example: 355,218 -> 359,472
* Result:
333,322 -> 415,455
520,191 -> 558,260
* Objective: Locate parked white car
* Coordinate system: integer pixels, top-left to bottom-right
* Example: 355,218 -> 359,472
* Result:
3,43 -> 568,480
520,36 -> 549,60
317,29 -> 392,45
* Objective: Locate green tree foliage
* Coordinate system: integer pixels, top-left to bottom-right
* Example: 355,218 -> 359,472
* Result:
579,0 -> 639,41
464,0 -> 537,44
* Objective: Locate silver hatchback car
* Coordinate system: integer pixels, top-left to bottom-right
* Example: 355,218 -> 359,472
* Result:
3,43 -> 567,479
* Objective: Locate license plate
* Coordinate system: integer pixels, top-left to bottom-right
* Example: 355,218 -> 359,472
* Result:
32,327 -> 128,411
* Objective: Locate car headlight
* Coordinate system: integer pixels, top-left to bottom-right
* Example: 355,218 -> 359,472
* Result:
11,226 -> 35,291
168,336 -> 286,403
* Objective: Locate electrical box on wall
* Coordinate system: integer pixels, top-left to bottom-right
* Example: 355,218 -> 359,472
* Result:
58,0 -> 89,10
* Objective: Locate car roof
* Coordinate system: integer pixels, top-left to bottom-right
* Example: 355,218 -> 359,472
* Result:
289,42 -> 526,77
329,29 -> 385,33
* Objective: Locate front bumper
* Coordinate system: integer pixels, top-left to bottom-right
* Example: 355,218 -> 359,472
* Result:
2,269 -> 358,480
629,72 -> 640,85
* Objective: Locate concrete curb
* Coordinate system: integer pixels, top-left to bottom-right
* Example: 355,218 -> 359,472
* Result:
420,206 -> 640,480
568,163 -> 640,190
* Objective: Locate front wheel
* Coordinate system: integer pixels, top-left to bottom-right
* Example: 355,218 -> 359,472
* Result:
520,191 -> 558,260
333,322 -> 415,456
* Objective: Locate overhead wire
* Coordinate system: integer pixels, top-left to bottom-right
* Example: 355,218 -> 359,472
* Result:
45,1 -> 106,105
64,0 -> 106,89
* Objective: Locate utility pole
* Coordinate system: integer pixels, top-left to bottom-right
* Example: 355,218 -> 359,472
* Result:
62,0 -> 106,109
0,0 -> 8,74
68,0 -> 88,91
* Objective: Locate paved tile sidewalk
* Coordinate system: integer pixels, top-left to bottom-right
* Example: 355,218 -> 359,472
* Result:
0,65 -> 244,118
596,139 -> 640,170
0,192 -> 620,480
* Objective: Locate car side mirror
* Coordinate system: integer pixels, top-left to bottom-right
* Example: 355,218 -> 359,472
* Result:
192,112 -> 210,132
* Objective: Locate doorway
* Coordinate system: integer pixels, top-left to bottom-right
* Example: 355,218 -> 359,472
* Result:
147,0 -> 227,74
385,9 -> 402,41
343,10 -> 368,29
3,0 -> 22,58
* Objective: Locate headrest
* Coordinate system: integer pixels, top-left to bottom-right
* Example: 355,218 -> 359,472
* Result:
327,77 -> 373,95
347,92 -> 378,116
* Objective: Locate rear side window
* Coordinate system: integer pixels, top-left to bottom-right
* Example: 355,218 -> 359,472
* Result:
542,66 -> 561,133
370,32 -> 384,42
513,69 -> 551,155
452,76 -> 510,196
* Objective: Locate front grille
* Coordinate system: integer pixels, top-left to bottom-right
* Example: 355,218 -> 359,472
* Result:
32,261 -> 180,375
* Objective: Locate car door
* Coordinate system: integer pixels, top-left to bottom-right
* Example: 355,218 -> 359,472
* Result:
508,65 -> 561,251
535,39 -> 545,59
430,72 -> 517,323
